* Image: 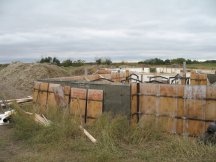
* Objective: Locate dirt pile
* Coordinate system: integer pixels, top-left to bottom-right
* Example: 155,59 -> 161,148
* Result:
0,62 -> 69,99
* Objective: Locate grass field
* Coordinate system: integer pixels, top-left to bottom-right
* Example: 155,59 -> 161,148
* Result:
187,63 -> 216,70
1,103 -> 214,162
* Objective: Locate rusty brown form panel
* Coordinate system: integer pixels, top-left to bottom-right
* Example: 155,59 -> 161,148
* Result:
176,119 -> 183,134
159,84 -> 177,116
70,88 -> 87,117
205,100 -> 216,120
206,86 -> 216,99
190,72 -> 198,85
131,83 -> 137,124
176,98 -> 184,117
33,81 -> 41,103
64,86 -> 71,105
159,97 -> 176,116
158,116 -> 175,133
186,99 -> 204,119
140,96 -> 157,114
87,89 -> 103,119
184,86 -> 206,120
139,115 -> 156,127
190,72 -> 207,85
47,83 -> 61,109
206,87 -> 216,120
176,85 -> 185,117
47,84 -> 68,109
37,82 -> 49,113
185,120 -> 205,136
160,84 -> 176,96
140,84 -> 158,115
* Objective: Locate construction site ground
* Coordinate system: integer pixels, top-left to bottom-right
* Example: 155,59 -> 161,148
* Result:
0,62 -> 215,162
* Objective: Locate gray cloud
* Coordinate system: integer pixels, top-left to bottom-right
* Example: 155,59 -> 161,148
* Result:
0,0 -> 216,63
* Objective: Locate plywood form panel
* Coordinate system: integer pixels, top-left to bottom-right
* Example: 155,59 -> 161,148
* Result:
186,99 -> 204,119
160,84 -> 176,97
37,82 -> 49,113
63,86 -> 71,105
176,98 -> 184,117
140,83 -> 158,96
206,86 -> 216,99
185,120 -> 205,136
176,119 -> 183,134
158,116 -> 175,133
33,81 -> 41,103
37,82 -> 49,106
140,96 -> 157,115
87,89 -> 103,119
205,100 -> 216,120
70,88 -> 87,117
47,84 -> 61,108
159,97 -> 176,116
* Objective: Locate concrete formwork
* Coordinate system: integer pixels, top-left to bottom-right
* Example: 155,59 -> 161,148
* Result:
33,71 -> 216,136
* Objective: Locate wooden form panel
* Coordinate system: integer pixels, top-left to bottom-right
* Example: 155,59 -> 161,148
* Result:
70,88 -> 87,119
131,82 -> 216,136
47,84 -> 70,112
70,87 -> 103,123
33,81 -> 41,103
190,72 -> 207,85
37,82 -> 49,113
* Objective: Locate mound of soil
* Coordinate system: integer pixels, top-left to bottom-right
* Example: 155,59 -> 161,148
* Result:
0,62 -> 69,99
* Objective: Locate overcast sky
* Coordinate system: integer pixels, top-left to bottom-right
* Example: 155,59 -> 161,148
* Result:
0,0 -> 216,63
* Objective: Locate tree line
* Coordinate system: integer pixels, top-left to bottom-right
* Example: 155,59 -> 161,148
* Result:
138,58 -> 206,65
38,56 -> 215,67
39,57 -> 112,67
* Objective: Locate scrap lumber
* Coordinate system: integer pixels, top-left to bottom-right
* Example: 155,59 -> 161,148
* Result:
22,110 -> 51,126
0,96 -> 33,107
79,125 -> 97,143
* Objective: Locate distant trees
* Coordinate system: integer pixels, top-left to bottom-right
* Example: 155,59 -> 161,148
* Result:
39,57 -> 61,66
138,58 -> 200,65
39,57 -> 85,67
95,57 -> 112,65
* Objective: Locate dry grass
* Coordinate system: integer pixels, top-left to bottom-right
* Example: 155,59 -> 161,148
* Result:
6,104 -> 216,162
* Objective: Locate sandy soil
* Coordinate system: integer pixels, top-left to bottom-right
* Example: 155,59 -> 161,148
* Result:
0,62 -> 69,99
